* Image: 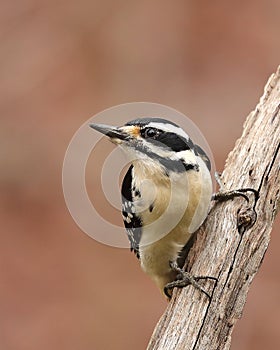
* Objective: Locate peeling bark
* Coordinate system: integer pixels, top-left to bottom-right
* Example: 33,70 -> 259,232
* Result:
147,66 -> 280,350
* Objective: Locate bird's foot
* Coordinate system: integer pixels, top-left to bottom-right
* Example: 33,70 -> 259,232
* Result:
212,188 -> 258,203
212,172 -> 259,204
164,262 -> 217,300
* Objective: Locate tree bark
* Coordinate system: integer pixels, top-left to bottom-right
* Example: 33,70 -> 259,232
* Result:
147,66 -> 280,350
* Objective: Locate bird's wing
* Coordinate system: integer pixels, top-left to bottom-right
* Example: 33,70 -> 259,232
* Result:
121,165 -> 142,259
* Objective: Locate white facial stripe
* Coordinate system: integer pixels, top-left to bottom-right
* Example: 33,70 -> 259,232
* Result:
142,139 -> 173,157
145,122 -> 190,141
171,149 -> 196,162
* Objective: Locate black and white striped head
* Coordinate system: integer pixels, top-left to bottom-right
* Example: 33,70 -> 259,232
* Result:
90,118 -> 210,173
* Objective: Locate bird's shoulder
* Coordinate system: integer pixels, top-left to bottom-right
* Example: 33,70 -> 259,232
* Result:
193,144 -> 211,171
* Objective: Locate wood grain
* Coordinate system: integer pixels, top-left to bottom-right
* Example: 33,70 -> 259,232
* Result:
147,66 -> 280,350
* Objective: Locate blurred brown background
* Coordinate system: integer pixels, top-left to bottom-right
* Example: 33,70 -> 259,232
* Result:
1,1 -> 280,349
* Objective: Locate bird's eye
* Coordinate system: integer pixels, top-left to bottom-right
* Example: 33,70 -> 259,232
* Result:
143,128 -> 160,139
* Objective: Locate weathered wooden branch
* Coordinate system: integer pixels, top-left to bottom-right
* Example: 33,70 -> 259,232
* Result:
147,66 -> 280,350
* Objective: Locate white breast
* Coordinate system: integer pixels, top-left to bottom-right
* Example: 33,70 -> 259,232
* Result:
132,155 -> 212,293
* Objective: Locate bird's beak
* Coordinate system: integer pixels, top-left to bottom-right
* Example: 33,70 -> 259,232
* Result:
89,123 -> 131,142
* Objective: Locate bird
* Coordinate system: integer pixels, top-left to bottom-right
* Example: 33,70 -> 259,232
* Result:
90,117 -> 214,298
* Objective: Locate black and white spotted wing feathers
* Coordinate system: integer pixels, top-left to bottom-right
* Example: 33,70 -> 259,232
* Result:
121,165 -> 142,259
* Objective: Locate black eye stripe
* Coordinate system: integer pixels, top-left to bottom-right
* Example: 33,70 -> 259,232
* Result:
141,127 -> 162,139
143,130 -> 193,152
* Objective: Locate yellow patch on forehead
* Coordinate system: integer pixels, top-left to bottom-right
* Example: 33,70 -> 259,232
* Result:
122,125 -> 141,137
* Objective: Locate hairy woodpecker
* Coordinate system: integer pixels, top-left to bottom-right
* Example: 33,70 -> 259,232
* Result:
90,118 -> 214,298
